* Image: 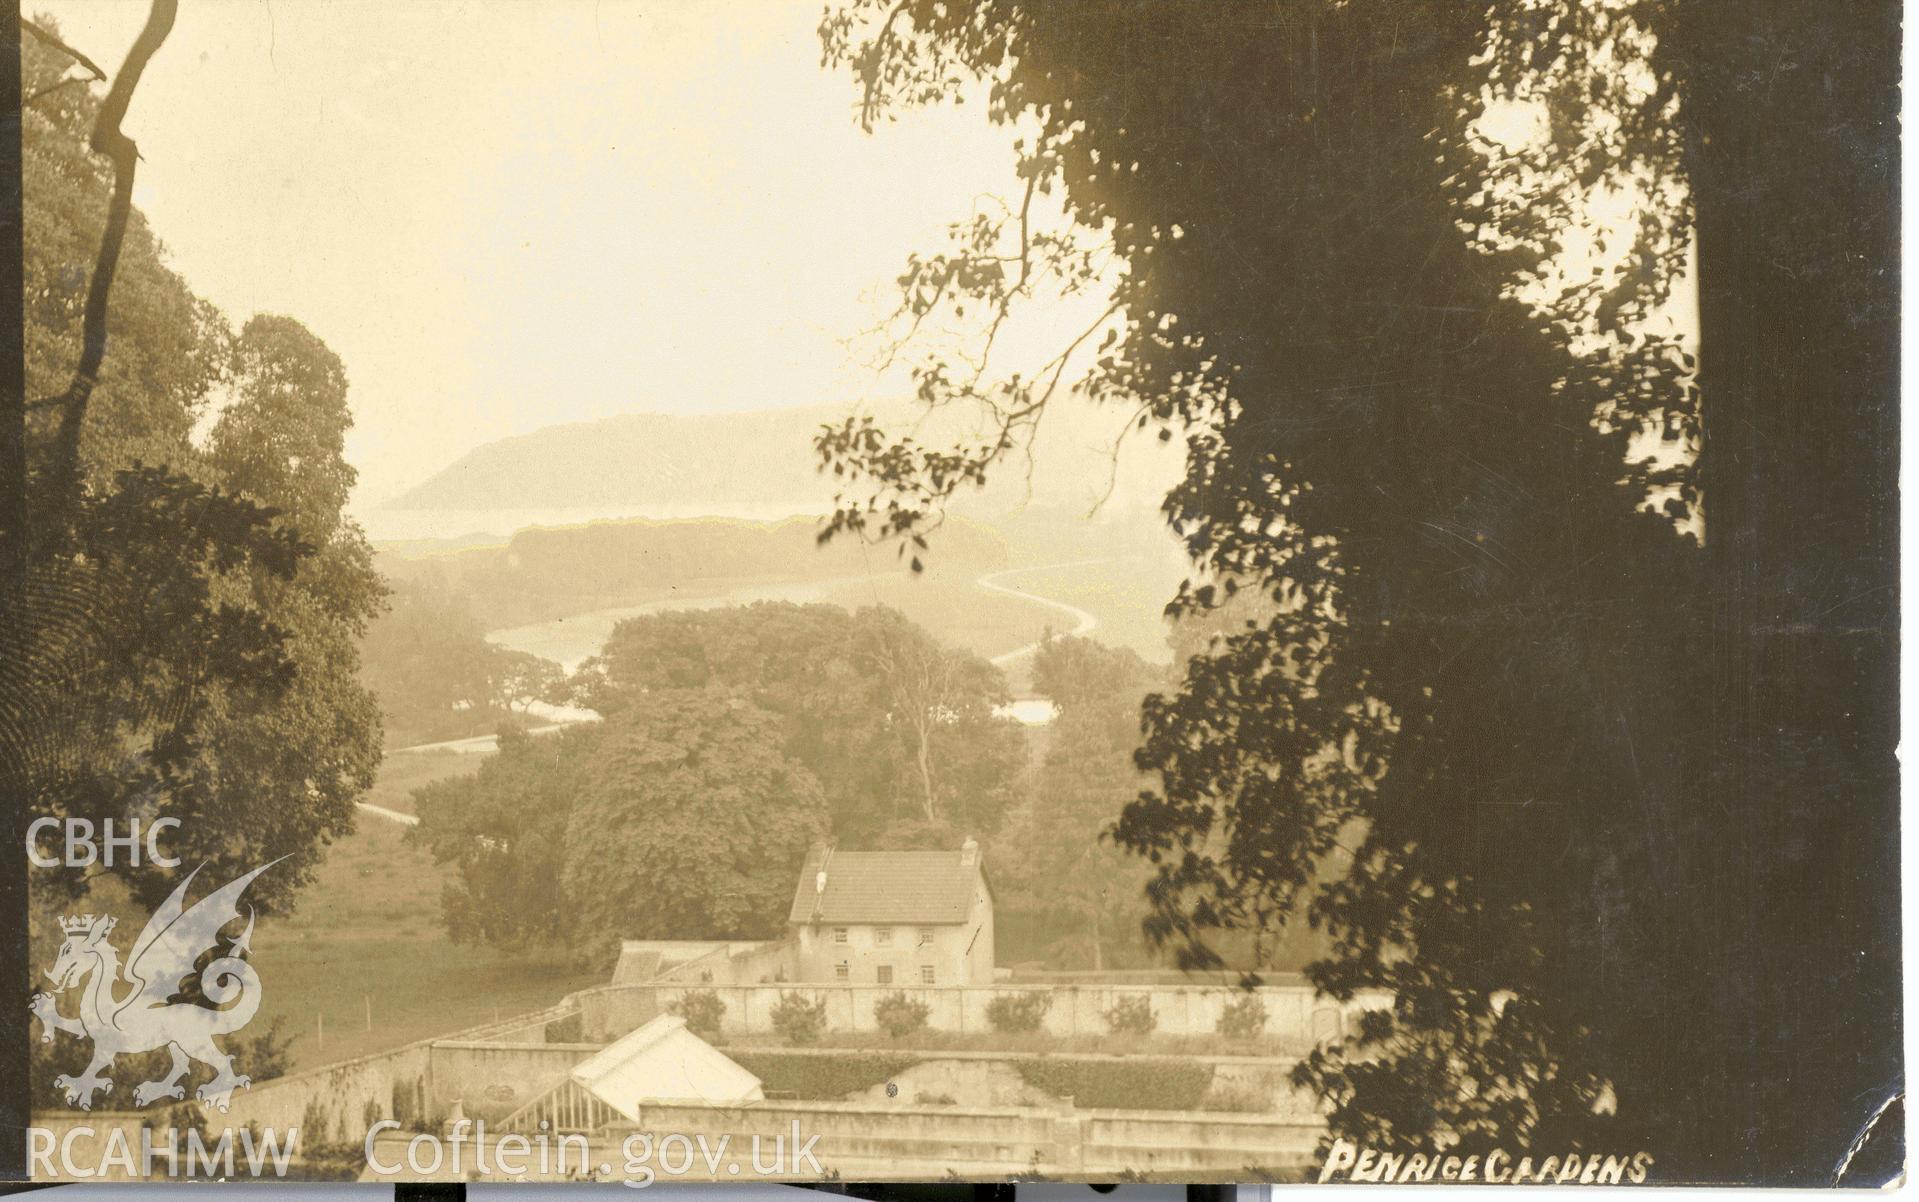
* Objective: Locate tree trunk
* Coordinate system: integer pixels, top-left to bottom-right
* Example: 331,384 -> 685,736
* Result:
914,720 -> 937,822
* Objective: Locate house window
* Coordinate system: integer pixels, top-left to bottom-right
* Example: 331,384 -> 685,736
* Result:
833,927 -> 848,944
875,927 -> 893,946
835,961 -> 849,980
918,927 -> 935,946
877,965 -> 893,984
921,965 -> 936,985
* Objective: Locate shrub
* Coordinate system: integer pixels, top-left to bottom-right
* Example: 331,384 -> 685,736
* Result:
985,991 -> 1051,1033
1104,994 -> 1156,1035
544,1011 -> 585,1043
390,1077 -> 427,1131
1217,992 -> 1269,1040
875,992 -> 932,1038
670,989 -> 726,1038
771,991 -> 828,1045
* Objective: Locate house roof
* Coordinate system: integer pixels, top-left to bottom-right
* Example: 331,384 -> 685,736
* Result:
786,845 -> 989,926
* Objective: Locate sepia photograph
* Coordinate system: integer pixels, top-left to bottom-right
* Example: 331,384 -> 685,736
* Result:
0,0 -> 1901,1188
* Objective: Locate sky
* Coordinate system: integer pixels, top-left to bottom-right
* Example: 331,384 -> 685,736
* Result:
36,1 -> 1085,510
34,3 -> 1691,526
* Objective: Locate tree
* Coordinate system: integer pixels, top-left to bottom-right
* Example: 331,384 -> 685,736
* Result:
414,692 -> 828,965
561,691 -> 827,963
492,648 -> 563,716
5,12 -> 381,913
574,602 -> 1024,843
360,577 -> 500,744
815,0 -> 1898,1180
361,575 -> 562,745
176,315 -> 384,903
998,636 -> 1162,970
412,724 -> 590,955
860,606 -> 1017,831
1653,3 -> 1899,1180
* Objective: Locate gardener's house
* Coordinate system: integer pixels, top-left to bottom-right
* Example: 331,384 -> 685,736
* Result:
788,838 -> 995,987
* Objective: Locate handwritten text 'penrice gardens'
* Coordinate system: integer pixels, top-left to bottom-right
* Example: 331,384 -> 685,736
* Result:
1318,1140 -> 1654,1185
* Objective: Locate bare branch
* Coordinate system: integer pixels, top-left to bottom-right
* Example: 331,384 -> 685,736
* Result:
25,76 -> 92,107
21,18 -> 107,83
46,0 -> 179,504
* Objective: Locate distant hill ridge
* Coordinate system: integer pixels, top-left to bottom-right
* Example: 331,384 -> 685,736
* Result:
385,404 -> 853,512
380,399 -> 1179,518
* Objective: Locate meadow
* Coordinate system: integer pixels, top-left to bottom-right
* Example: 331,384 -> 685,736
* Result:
358,747 -> 481,813
250,761 -> 601,1074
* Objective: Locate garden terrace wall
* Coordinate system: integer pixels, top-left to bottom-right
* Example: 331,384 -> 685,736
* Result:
572,982 -> 1383,1046
366,1097 -> 1327,1181
724,1046 -> 1315,1113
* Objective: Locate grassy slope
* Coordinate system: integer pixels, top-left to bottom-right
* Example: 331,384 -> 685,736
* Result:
819,574 -> 1058,664
251,759 -> 601,1074
358,748 -> 479,814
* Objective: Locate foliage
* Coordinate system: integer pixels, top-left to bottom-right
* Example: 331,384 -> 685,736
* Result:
390,1077 -> 427,1131
1030,636 -> 1163,713
360,576 -> 561,747
416,692 -> 826,964
563,691 -> 827,961
984,991 -> 1050,1034
379,511 -> 1009,633
572,602 -> 1025,843
996,636 -> 1162,969
1216,994 -> 1268,1042
1102,994 -> 1155,1036
671,990 -> 727,1039
770,992 -> 829,1045
806,0 -> 1892,1176
181,315 -> 385,906
411,725 -> 589,955
727,1050 -> 923,1100
874,992 -> 932,1039
10,22 -> 381,914
1195,1085 -> 1269,1115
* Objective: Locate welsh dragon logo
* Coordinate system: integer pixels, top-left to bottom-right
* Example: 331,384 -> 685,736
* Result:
30,859 -> 280,1113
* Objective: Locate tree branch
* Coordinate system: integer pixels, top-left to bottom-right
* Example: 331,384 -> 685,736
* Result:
47,0 -> 179,505
21,18 -> 107,83
25,76 -> 91,107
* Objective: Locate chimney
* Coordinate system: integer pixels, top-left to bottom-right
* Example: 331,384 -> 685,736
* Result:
959,836 -> 980,867
810,843 -> 834,925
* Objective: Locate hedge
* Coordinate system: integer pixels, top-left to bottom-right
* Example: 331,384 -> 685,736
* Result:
725,1051 -> 1251,1113
1012,1058 -> 1217,1110
727,1051 -> 924,1100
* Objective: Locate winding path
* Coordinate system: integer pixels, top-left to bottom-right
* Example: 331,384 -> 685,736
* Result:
364,559 -> 1109,822
355,801 -> 420,827
976,559 -> 1106,666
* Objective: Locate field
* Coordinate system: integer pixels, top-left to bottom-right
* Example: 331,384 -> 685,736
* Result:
250,759 -> 601,1074
819,572 -> 1064,664
358,747 -> 480,814
242,547 -> 1197,1078
979,554 -> 1187,666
